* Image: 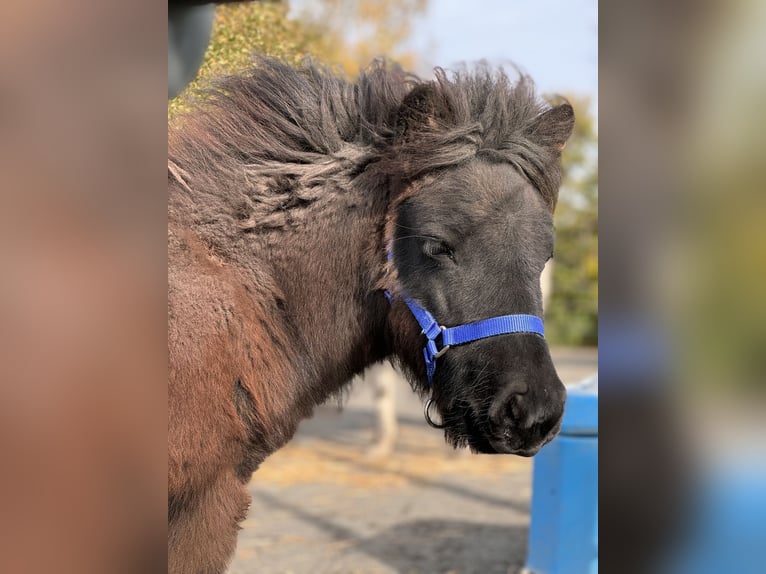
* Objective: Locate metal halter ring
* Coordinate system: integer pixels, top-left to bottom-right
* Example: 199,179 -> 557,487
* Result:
424,398 -> 445,429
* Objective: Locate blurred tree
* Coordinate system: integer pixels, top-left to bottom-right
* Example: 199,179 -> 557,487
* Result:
545,96 -> 599,346
293,0 -> 428,75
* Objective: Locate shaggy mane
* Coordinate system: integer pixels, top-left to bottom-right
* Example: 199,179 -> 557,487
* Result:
168,57 -> 563,235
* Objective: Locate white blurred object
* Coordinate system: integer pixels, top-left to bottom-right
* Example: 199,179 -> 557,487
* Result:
541,259 -> 554,310
365,360 -> 399,458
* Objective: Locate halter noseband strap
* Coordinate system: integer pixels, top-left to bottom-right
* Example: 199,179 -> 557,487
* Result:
385,249 -> 545,386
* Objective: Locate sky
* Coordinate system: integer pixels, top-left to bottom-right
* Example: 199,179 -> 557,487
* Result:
406,0 -> 598,104
289,0 -> 597,109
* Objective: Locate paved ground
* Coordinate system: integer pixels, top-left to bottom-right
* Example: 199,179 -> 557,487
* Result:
228,347 -> 597,574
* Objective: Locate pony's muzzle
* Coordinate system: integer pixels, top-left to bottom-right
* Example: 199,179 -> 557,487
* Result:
486,373 -> 566,455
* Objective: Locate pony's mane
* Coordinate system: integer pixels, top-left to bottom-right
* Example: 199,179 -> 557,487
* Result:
168,57 -> 562,233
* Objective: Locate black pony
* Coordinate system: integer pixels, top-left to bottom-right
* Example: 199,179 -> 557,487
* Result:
168,57 -> 574,574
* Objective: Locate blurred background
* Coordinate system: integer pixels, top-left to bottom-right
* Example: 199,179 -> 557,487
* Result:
170,1 -> 597,572
4,0 -> 765,572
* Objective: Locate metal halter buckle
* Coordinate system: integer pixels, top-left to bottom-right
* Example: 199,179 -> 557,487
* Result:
433,325 -> 450,358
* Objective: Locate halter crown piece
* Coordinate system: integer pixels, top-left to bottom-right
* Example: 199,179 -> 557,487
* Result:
385,247 -> 545,387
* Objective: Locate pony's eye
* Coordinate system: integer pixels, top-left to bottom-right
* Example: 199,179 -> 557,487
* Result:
423,239 -> 455,261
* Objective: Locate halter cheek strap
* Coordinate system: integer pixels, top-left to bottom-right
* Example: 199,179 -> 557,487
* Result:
384,249 -> 545,386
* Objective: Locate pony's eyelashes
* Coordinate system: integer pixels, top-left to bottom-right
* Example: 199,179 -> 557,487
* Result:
421,238 -> 456,262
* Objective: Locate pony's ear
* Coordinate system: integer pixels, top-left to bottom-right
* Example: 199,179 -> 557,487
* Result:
528,102 -> 575,152
396,83 -> 450,139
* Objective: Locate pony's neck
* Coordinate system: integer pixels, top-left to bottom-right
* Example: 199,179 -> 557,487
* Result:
263,175 -> 393,405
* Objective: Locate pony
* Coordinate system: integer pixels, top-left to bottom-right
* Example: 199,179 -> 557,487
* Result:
168,57 -> 574,574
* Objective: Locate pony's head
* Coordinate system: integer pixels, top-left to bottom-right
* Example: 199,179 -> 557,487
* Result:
385,69 -> 574,455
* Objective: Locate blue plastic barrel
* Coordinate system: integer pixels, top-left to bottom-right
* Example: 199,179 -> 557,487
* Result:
664,464 -> 766,574
523,374 -> 599,574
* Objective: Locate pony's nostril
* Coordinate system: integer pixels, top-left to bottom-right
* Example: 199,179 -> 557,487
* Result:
489,393 -> 526,433
505,394 -> 524,423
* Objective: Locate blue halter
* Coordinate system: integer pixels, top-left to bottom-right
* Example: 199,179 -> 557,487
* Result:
385,249 -> 545,386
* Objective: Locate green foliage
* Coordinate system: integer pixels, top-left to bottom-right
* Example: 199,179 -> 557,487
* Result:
169,2 -> 326,117
545,97 -> 598,346
168,0 -> 426,117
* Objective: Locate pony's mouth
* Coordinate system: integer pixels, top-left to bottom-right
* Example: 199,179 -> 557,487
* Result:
449,405 -> 562,456
443,405 -> 500,454
484,426 -> 559,457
